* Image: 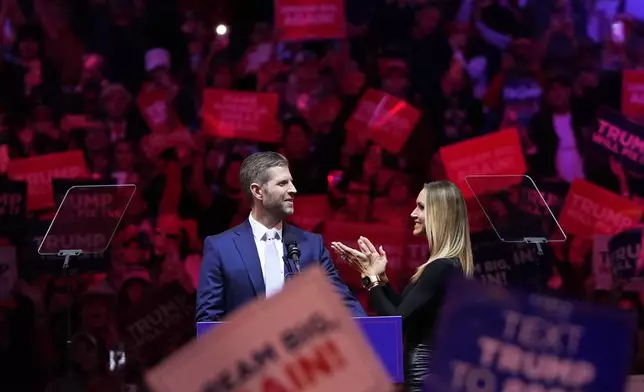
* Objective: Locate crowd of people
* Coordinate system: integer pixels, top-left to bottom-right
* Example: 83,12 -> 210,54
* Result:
0,0 -> 644,391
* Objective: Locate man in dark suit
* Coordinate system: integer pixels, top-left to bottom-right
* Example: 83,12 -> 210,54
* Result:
196,151 -> 365,321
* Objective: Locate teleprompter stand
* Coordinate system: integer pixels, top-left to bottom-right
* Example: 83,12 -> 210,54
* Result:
465,175 -> 567,291
38,184 -> 136,375
465,174 -> 566,255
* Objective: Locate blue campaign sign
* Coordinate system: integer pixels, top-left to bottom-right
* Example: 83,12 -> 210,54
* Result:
609,227 -> 644,282
426,278 -> 635,392
502,77 -> 542,126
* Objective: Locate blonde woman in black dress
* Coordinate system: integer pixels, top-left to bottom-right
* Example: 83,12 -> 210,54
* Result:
331,180 -> 474,392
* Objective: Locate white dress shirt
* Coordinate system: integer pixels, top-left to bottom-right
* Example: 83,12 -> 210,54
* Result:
248,214 -> 285,294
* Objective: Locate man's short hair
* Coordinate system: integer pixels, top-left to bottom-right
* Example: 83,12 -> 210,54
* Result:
239,152 -> 289,202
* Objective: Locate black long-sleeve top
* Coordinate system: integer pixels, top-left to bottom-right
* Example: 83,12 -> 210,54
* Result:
369,258 -> 462,348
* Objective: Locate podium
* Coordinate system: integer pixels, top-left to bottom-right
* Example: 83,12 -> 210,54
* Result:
197,316 -> 404,383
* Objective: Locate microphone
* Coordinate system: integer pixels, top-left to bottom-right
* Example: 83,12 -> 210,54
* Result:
283,233 -> 301,273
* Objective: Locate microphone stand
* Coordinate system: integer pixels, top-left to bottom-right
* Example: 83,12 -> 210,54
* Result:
57,249 -> 83,376
284,238 -> 301,276
291,254 -> 300,274
283,256 -> 295,279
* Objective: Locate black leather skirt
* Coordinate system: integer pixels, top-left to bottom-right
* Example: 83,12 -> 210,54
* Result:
405,344 -> 433,392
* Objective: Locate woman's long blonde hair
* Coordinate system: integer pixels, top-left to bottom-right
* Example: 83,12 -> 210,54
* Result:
411,181 -> 474,281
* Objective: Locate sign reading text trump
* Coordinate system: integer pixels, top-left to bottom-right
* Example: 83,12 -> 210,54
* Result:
558,180 -> 644,238
426,278 -> 635,392
202,89 -> 280,143
275,0 -> 346,41
592,109 -> 644,172
440,129 -> 526,198
145,267 -> 392,392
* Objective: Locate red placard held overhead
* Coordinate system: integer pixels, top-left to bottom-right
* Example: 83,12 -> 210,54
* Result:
345,89 -> 421,154
439,129 -> 527,198
558,179 -> 644,238
8,151 -> 89,211
202,89 -> 280,143
275,0 -> 346,41
137,86 -> 178,134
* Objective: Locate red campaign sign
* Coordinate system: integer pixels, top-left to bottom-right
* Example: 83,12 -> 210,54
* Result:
439,129 -> 527,199
344,89 -> 421,154
323,221 -> 427,292
137,86 -> 178,134
121,283 -> 195,365
275,0 -> 346,42
202,89 -> 280,143
286,195 -> 331,231
558,179 -> 644,238
8,151 -> 89,211
621,70 -> 644,118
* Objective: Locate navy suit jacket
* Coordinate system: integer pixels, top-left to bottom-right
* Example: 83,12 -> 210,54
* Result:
196,219 -> 366,321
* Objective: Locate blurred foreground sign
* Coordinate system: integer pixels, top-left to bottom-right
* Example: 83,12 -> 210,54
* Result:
145,266 -> 392,392
426,278 -> 635,392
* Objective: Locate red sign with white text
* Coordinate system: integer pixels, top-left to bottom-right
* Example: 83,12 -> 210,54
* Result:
558,179 -> 644,238
137,86 -> 178,134
622,70 -> 644,118
275,0 -> 346,42
345,89 -> 421,154
202,89 -> 280,143
439,129 -> 527,198
8,151 -> 89,211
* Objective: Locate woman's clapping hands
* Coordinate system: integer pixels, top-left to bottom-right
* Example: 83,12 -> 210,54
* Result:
331,236 -> 388,277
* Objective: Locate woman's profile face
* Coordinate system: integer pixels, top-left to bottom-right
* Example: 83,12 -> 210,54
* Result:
410,188 -> 427,236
